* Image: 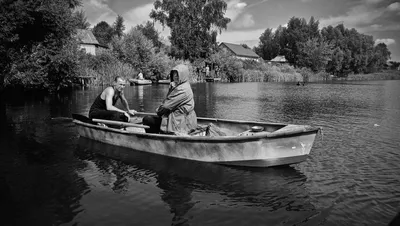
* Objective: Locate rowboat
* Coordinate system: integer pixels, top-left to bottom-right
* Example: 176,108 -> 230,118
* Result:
72,113 -> 321,167
205,77 -> 221,82
128,79 -> 152,85
157,79 -> 171,84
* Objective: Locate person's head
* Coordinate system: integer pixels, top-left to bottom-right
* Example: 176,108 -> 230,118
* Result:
170,70 -> 179,83
169,64 -> 190,85
113,76 -> 126,92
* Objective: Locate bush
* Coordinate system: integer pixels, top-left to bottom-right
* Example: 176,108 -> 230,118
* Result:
209,50 -> 243,82
5,39 -> 81,91
78,50 -> 136,86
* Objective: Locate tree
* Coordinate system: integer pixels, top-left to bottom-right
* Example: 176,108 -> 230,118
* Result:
113,15 -> 125,38
371,43 -> 391,71
254,28 -> 280,60
241,43 -> 250,49
297,38 -> 332,72
326,47 -> 344,76
121,28 -> 170,78
93,21 -> 113,46
135,21 -> 163,51
150,0 -> 230,60
0,0 -> 81,91
74,10 -> 90,29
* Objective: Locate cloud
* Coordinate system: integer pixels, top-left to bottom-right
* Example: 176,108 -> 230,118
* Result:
387,2 -> 400,11
225,0 -> 248,22
365,0 -> 384,4
217,28 -> 265,46
375,38 -> 396,45
80,0 -> 117,26
123,3 -> 153,30
319,5 -> 385,29
230,13 -> 255,28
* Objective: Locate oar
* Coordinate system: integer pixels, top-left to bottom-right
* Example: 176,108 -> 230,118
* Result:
92,118 -> 150,129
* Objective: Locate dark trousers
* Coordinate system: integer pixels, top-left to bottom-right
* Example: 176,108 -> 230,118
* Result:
143,115 -> 162,133
89,110 -> 128,122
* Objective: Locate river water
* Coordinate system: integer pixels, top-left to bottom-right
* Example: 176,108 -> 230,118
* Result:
1,81 -> 400,225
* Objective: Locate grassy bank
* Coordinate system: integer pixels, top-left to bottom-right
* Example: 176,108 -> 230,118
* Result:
345,70 -> 400,81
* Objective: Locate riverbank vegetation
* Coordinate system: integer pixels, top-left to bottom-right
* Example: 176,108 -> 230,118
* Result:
1,0 -> 398,92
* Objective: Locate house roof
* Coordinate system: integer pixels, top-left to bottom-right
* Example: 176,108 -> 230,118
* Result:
219,42 -> 260,59
76,29 -> 100,45
270,55 -> 287,62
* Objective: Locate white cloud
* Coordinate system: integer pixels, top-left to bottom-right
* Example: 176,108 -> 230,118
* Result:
225,0 -> 248,22
370,24 -> 382,29
81,0 -> 117,26
217,28 -> 265,46
319,5 -> 385,30
123,3 -> 153,31
225,0 -> 258,29
375,38 -> 396,45
387,2 -> 400,11
230,13 -> 255,28
365,0 -> 384,4
121,3 -> 171,39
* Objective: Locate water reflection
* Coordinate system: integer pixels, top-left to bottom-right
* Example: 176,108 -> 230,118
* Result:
0,100 -> 89,225
76,137 -> 317,225
2,80 -> 399,225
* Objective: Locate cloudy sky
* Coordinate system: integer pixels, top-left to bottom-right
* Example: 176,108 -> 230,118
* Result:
80,0 -> 400,61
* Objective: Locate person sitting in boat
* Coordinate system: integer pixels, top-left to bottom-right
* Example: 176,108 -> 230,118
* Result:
143,64 -> 197,134
137,71 -> 144,80
89,76 -> 137,122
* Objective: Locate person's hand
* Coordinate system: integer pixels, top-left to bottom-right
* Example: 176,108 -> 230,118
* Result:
157,106 -> 170,116
128,109 -> 137,116
123,111 -> 131,122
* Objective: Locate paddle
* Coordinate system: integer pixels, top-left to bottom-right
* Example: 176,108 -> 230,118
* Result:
71,113 -> 149,129
92,118 -> 149,129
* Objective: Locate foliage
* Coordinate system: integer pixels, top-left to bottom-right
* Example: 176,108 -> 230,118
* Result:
135,21 -> 164,51
254,28 -> 280,60
150,0 -> 230,60
254,16 -> 391,76
1,0 -> 81,91
209,49 -> 243,82
241,44 -> 250,49
113,15 -> 125,38
120,28 -> 171,79
73,10 -> 90,29
93,21 -> 113,46
78,50 -> 136,85
297,38 -> 332,72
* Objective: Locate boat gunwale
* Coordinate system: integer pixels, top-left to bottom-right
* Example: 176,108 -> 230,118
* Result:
73,115 -> 320,142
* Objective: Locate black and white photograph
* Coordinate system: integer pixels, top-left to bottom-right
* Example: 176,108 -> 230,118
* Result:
1,0 -> 400,225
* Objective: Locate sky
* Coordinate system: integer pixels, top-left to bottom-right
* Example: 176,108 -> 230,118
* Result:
80,0 -> 400,61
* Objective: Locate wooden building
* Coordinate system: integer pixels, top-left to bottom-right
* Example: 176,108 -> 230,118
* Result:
218,42 -> 261,61
76,29 -> 107,55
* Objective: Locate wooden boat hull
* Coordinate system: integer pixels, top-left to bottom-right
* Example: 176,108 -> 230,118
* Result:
129,79 -> 152,85
73,114 -> 320,167
205,77 -> 221,82
157,79 -> 171,84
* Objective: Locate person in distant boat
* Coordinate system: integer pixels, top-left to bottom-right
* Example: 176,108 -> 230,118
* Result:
89,76 -> 137,122
205,65 -> 210,78
143,64 -> 197,134
137,71 -> 144,80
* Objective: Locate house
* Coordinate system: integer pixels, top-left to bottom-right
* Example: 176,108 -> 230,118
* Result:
218,42 -> 260,61
76,29 -> 107,55
268,55 -> 288,65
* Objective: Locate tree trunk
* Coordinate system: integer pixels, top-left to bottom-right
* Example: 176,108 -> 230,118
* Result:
0,75 -> 4,94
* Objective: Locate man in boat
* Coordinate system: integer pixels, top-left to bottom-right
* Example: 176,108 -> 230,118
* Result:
89,76 -> 136,122
143,64 -> 197,134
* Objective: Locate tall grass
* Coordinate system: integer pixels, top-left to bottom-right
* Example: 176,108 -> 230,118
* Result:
346,70 -> 400,80
79,57 -> 136,86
